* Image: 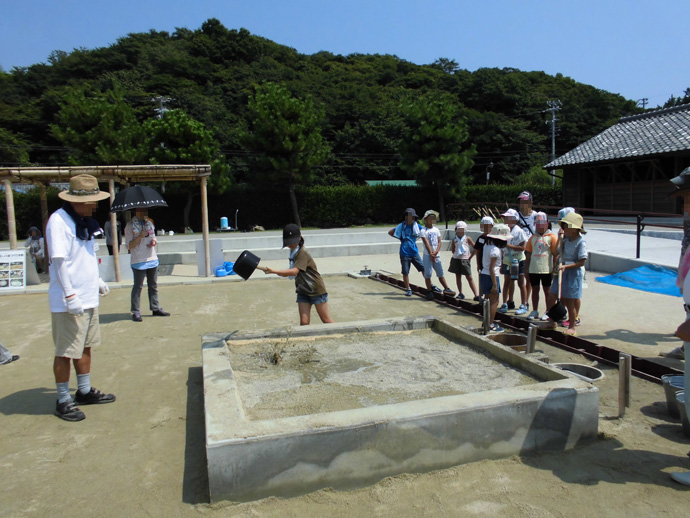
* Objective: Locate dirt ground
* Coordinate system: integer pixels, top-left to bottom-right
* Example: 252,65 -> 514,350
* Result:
1,273 -> 689,517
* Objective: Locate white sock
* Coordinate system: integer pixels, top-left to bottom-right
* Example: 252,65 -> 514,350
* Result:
77,373 -> 91,395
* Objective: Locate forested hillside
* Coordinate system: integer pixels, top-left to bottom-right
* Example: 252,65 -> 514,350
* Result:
0,18 -> 641,186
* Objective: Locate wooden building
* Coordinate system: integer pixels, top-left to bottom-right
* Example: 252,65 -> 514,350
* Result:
545,104 -> 690,213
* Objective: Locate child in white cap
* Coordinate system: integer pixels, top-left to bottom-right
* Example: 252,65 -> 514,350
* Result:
498,208 -> 528,315
448,221 -> 479,300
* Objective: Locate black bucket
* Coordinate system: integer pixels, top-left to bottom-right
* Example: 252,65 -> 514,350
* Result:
547,269 -> 567,322
233,250 -> 261,280
546,299 -> 567,322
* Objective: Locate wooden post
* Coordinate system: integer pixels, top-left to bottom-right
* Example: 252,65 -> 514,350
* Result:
109,180 -> 121,282
200,176 -> 211,277
4,179 -> 17,249
40,183 -> 50,273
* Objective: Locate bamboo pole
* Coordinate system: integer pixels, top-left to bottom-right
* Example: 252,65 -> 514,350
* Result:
4,179 -> 17,249
109,180 -> 121,282
200,176 -> 211,277
40,183 -> 50,273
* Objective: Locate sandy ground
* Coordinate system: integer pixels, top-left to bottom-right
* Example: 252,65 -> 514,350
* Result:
1,273 -> 689,517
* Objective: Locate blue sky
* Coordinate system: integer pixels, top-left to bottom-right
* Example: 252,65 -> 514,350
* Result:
1,0 -> 687,108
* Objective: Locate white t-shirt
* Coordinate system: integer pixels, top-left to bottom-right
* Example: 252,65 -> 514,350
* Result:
46,208 -> 100,312
503,225 -> 526,265
420,226 -> 441,257
481,243 -> 502,277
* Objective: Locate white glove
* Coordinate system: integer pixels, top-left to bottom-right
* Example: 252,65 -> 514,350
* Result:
65,295 -> 84,315
99,279 -> 110,297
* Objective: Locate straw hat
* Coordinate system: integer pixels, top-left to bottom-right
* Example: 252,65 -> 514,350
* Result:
487,223 -> 510,241
423,210 -> 439,221
558,212 -> 587,233
58,175 -> 110,203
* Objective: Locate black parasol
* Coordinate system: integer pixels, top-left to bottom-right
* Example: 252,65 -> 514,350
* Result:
110,185 -> 168,212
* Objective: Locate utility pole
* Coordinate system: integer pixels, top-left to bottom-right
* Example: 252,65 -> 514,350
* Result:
151,96 -> 172,118
546,100 -> 561,186
637,98 -> 648,109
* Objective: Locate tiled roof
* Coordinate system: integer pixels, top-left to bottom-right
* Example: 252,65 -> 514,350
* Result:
545,104 -> 690,168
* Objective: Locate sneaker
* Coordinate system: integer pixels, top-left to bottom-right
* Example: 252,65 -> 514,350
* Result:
432,285 -> 443,293
457,293 -> 466,300
405,288 -> 413,297
443,288 -> 456,296
489,323 -> 504,333
473,295 -> 481,302
74,387 -> 116,405
527,310 -> 540,319
498,303 -> 508,313
560,318 -> 581,327
515,304 -> 529,316
426,290 -> 435,300
671,471 -> 690,486
660,347 -> 685,359
55,399 -> 85,422
540,313 -> 550,321
507,301 -> 516,310
152,309 -> 170,317
132,312 -> 142,322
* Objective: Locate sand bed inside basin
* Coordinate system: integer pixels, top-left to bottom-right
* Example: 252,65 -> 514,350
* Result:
226,329 -> 539,420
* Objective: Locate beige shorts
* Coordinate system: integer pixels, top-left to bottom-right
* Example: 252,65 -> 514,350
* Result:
52,308 -> 101,359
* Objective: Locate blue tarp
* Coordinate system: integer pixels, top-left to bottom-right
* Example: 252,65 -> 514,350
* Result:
596,265 -> 681,297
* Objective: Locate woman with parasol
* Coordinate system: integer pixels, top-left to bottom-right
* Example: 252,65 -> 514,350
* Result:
112,185 -> 171,322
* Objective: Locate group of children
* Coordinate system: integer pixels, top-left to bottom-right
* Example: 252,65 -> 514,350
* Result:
263,194 -> 586,335
389,192 -> 588,335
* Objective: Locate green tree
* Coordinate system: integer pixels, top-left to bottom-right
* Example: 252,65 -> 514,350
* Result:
239,82 -> 331,226
144,109 -> 231,228
399,94 -> 477,221
0,127 -> 30,166
50,85 -> 146,165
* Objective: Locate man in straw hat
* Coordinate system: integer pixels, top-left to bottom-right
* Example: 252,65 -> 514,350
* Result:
46,174 -> 116,421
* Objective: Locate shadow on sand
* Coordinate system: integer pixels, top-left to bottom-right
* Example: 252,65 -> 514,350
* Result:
182,366 -> 210,504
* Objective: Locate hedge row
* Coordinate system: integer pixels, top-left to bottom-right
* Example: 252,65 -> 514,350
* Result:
0,183 -> 561,239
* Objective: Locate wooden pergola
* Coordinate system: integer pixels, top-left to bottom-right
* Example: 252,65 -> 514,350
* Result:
1,164 -> 213,279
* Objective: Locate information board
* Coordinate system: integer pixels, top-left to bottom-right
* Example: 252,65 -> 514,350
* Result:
0,249 -> 26,291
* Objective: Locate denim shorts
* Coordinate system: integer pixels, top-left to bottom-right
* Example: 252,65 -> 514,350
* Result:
296,292 -> 329,305
400,254 -> 424,276
479,274 -> 501,295
500,260 -> 526,276
550,267 -> 582,299
422,254 -> 445,279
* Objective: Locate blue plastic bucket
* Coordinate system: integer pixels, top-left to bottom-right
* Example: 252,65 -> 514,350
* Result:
220,217 -> 229,229
214,265 -> 229,277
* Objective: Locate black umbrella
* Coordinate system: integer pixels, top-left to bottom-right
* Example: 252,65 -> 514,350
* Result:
110,185 -> 168,212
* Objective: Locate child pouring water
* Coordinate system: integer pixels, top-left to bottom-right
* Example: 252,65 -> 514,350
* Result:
524,212 -> 558,320
448,221 -> 479,300
263,224 -> 334,326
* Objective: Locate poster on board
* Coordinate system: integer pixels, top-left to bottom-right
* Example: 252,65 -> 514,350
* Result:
0,249 -> 26,291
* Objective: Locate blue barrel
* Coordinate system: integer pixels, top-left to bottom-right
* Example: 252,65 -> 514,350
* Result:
220,217 -> 229,229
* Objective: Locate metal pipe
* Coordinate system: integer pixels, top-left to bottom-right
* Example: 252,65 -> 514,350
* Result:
619,353 -> 632,417
526,325 -> 537,354
482,299 -> 490,335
